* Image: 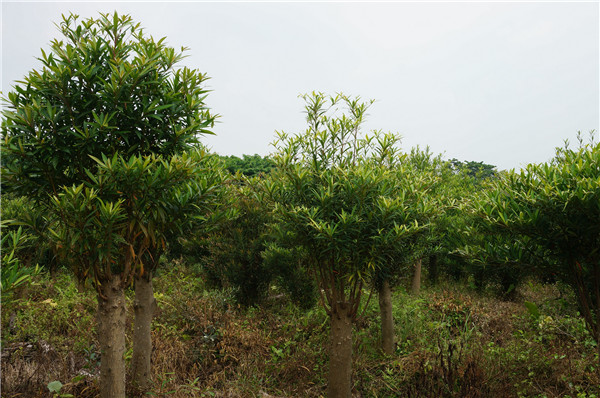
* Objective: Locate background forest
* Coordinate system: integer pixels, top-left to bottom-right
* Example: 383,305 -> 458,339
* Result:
1,12 -> 599,398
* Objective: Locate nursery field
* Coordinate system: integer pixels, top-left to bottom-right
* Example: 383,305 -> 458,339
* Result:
1,263 -> 598,397
1,11 -> 598,398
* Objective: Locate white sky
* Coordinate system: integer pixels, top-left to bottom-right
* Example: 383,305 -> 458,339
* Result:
2,1 -> 599,170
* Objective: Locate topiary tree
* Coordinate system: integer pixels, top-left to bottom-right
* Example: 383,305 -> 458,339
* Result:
266,92 -> 421,397
475,131 -> 600,364
1,12 -> 217,397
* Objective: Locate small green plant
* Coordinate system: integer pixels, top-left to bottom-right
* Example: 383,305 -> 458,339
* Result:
269,341 -> 294,363
147,372 -> 177,396
47,380 -> 74,398
1,226 -> 42,302
524,301 -> 541,320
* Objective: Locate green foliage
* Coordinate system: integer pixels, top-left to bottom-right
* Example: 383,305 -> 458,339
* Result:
191,175 -> 316,308
449,158 -> 497,180
1,195 -> 56,271
524,301 -> 541,320
397,150 -> 498,288
2,271 -> 97,349
375,147 -> 442,286
262,244 -> 317,310
437,159 -> 535,296
0,225 -> 42,301
48,183 -> 127,283
48,380 -> 74,397
47,380 -> 63,393
1,12 -> 220,289
220,154 -> 275,177
2,12 -> 216,200
48,148 -> 225,286
457,215 -> 545,297
199,180 -> 275,306
2,267 -> 599,397
475,131 -> 600,344
267,92 -> 422,317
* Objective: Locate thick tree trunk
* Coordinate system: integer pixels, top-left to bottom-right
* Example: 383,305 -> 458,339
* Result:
97,275 -> 126,398
328,303 -> 354,398
411,258 -> 422,295
132,273 -> 157,392
378,280 -> 395,355
428,254 -> 438,284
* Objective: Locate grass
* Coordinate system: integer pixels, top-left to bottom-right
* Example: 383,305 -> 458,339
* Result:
1,263 -> 599,397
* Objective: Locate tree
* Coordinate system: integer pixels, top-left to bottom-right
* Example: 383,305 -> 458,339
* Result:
375,150 -> 497,354
373,148 -> 439,354
458,226 -> 545,297
449,158 -> 497,179
427,157 -> 499,287
199,178 -> 276,306
266,92 -> 421,397
194,173 -> 317,308
220,154 -> 276,177
126,149 -> 227,392
475,132 -> 600,363
1,195 -> 58,276
1,12 -> 217,397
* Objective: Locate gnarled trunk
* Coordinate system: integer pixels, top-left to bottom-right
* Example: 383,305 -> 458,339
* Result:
97,275 -> 126,398
132,273 -> 157,392
328,303 -> 353,398
378,279 -> 394,355
411,258 -> 422,295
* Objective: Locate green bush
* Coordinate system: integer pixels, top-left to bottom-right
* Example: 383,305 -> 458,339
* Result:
196,182 -> 274,306
1,195 -> 56,271
1,225 -> 42,302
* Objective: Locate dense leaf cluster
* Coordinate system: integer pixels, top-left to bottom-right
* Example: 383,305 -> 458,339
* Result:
220,154 -> 275,177
474,132 -> 600,345
48,149 -> 225,285
1,12 -> 221,288
2,12 -> 215,200
266,93 -> 426,318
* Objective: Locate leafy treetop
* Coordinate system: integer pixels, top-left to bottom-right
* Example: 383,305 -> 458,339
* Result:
2,12 -> 216,199
449,159 -> 497,180
266,92 -> 423,317
220,154 -> 275,177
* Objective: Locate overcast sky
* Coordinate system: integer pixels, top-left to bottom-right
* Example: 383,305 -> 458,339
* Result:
2,1 -> 599,170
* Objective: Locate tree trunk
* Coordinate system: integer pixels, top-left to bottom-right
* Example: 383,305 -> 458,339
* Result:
97,275 -> 126,398
76,278 -> 86,293
378,280 -> 395,355
328,303 -> 353,398
132,273 -> 157,392
428,254 -> 438,284
411,258 -> 422,295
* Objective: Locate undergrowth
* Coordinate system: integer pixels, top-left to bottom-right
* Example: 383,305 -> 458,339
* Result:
1,264 -> 598,397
